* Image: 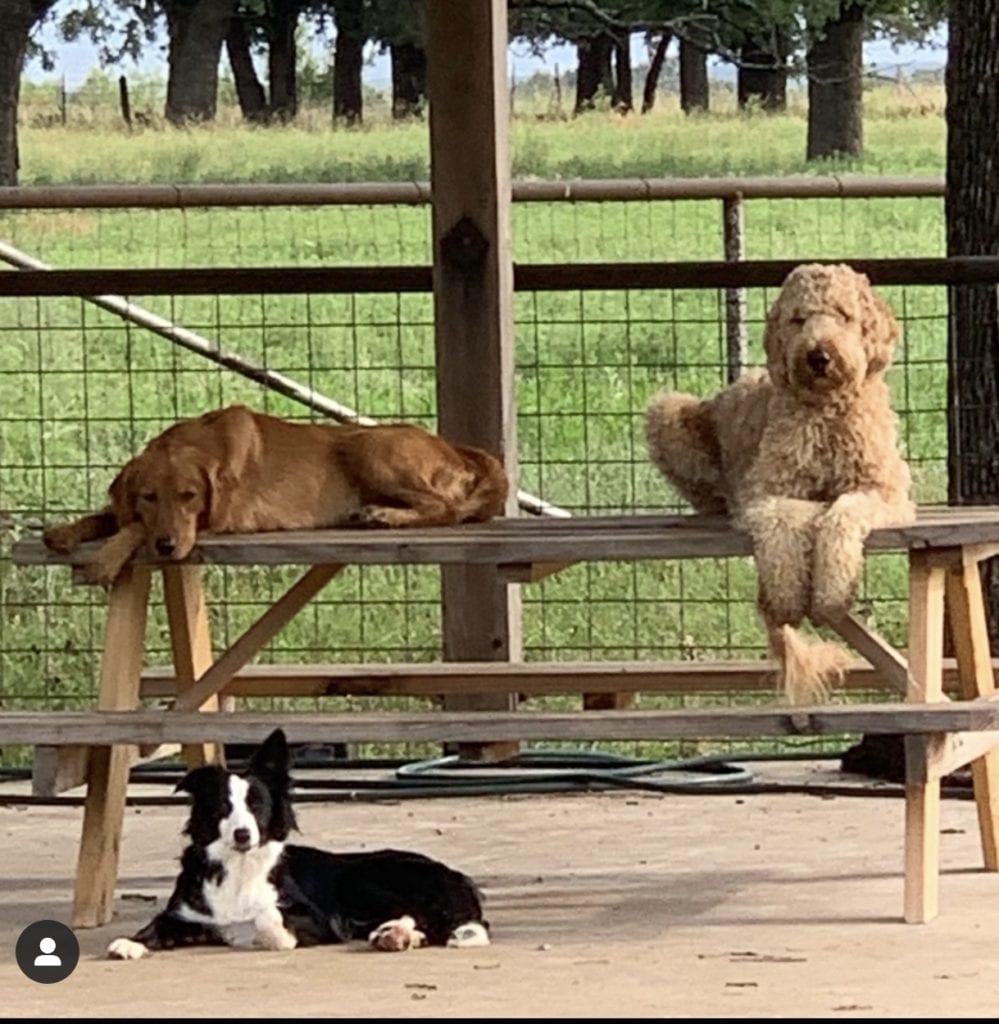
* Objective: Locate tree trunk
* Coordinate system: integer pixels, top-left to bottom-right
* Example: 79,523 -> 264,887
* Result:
0,1 -> 55,186
332,0 -> 365,125
391,41 -> 427,119
574,32 -> 613,113
946,0 -> 999,643
806,2 -> 864,160
164,0 -> 237,124
0,10 -> 30,186
738,30 -> 788,112
225,15 -> 269,123
268,1 -> 298,122
641,32 -> 671,114
679,37 -> 709,114
611,31 -> 632,113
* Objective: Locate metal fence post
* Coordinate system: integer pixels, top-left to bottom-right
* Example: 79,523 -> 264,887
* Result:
722,194 -> 747,381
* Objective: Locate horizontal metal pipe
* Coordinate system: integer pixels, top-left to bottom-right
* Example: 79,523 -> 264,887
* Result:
0,240 -> 569,520
0,175 -> 945,210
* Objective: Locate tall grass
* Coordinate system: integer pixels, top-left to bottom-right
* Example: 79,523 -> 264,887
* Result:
18,82 -> 945,186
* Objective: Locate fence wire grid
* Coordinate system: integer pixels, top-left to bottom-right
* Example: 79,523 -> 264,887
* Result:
0,191 -> 951,763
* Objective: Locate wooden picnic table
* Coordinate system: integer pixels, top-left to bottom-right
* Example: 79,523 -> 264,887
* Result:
11,506 -> 999,929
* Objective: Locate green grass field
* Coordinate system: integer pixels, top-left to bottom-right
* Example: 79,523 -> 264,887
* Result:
0,85 -> 951,761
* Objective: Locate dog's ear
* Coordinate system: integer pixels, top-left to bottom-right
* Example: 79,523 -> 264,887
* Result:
108,459 -> 140,524
175,765 -> 224,797
248,728 -> 291,779
217,405 -> 264,486
197,454 -> 222,524
763,301 -> 789,388
858,277 -> 899,377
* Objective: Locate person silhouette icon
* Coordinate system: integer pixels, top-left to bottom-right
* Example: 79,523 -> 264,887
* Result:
17,920 -> 79,983
33,937 -> 62,968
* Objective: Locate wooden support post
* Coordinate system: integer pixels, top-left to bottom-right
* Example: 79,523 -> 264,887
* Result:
426,0 -> 521,761
946,557 -> 999,870
904,552 -> 946,924
163,565 -> 220,768
73,566 -> 151,928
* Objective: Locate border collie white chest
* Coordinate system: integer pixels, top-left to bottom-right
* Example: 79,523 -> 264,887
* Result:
108,729 -> 489,959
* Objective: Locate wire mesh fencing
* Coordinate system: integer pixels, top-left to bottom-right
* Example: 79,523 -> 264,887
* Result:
0,182 -> 953,763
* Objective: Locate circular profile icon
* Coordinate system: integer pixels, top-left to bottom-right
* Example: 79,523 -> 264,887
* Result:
16,920 -> 80,984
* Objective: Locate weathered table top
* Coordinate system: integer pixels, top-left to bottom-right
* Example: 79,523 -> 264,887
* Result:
13,507 -> 999,570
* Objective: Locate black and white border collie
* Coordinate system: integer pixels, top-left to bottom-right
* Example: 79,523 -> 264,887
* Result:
108,728 -> 489,959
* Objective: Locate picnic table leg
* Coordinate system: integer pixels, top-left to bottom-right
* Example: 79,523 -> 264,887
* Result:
945,554 -> 999,871
163,565 -> 221,768
904,551 -> 946,924
73,565 -> 151,928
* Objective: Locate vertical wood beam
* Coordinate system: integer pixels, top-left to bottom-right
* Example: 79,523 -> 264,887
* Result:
904,552 -> 946,924
73,566 -> 151,928
426,0 -> 521,760
163,565 -> 221,768
946,559 -> 999,870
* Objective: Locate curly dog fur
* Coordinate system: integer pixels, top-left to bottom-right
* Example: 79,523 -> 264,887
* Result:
645,263 -> 915,702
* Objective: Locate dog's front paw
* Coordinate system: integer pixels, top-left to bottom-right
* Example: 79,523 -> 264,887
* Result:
757,583 -> 807,628
369,916 -> 426,952
254,927 -> 297,951
107,938 -> 149,960
43,523 -> 81,554
79,559 -> 120,588
809,581 -> 858,625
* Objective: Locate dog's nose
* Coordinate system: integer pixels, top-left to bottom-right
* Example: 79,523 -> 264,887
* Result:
806,348 -> 831,376
233,828 -> 252,847
155,537 -> 176,556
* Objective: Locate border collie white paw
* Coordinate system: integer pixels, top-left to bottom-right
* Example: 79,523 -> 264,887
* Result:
447,921 -> 491,948
369,916 -> 427,952
254,909 -> 298,951
107,938 -> 149,960
110,729 -> 490,957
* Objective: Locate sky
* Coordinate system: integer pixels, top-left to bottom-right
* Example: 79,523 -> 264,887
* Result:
25,7 -> 948,90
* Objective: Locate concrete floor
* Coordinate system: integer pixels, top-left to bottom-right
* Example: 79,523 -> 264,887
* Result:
2,763 -> 998,1018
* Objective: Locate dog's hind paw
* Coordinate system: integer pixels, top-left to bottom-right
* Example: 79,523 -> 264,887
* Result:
107,938 -> 149,960
447,922 -> 490,949
369,916 -> 426,952
347,506 -> 395,530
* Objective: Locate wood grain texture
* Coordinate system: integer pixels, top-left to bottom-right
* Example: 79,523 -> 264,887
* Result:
426,0 -> 520,750
17,509 -> 999,574
137,658 -> 994,699
73,566 -> 151,929
904,552 -> 946,924
6,702 -> 999,746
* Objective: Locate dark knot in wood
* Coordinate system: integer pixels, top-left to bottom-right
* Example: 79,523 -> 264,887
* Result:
440,216 -> 489,272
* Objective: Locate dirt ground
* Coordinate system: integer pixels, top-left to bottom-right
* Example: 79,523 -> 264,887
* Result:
2,763 -> 999,1018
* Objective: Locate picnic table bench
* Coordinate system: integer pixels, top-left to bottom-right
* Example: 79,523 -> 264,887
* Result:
10,506 -> 999,930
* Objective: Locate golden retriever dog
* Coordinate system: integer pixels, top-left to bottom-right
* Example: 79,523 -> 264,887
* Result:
43,404 -> 508,586
645,264 -> 915,703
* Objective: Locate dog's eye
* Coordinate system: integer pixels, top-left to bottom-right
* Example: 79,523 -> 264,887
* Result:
140,491 -> 156,503
789,316 -> 806,326
179,490 -> 197,502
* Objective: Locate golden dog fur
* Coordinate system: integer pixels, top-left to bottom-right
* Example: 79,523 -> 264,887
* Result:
43,404 -> 508,586
645,264 -> 915,702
